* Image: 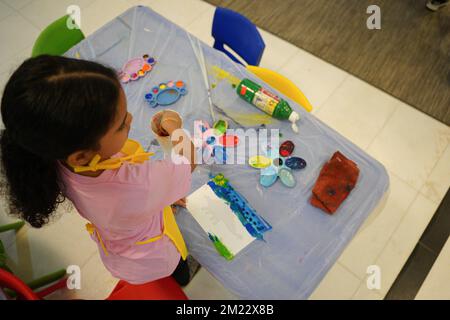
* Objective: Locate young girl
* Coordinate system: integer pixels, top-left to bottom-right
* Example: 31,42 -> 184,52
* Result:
0,55 -> 198,286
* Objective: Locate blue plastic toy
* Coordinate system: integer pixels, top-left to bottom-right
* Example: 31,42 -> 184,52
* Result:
212,7 -> 265,66
145,80 -> 187,108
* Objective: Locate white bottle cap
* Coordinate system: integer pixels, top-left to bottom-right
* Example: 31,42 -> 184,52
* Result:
288,111 -> 300,133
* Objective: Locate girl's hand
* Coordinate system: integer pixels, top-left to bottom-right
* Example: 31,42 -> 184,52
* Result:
172,197 -> 187,208
152,109 -> 196,172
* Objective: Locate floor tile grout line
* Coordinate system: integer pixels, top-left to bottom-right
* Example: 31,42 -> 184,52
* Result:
0,44 -> 34,78
183,4 -> 213,30
347,276 -> 364,300
374,188 -> 420,260
363,101 -> 399,151
326,259 -> 365,300
14,3 -> 46,31
417,188 -> 450,257
365,104 -> 450,189
1,0 -> 22,13
416,143 -> 450,204
386,234 -> 444,300
337,261 -> 366,282
185,1 -> 215,27
337,260 -> 378,299
0,1 -> 37,63
351,281 -> 383,300
280,49 -> 351,112
341,185 -> 421,298
157,0 -> 213,30
312,72 -> 350,111
0,3 -> 16,20
339,190 -> 417,294
385,160 -> 446,208
396,150 -> 450,206
374,189 -> 432,298
270,48 -> 301,73
418,188 -> 449,207
78,249 -> 101,271
1,0 -> 33,12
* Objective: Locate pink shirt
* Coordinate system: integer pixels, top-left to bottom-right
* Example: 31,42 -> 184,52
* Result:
58,157 -> 192,284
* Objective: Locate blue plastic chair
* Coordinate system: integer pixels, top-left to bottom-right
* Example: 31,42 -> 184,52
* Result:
212,7 -> 265,66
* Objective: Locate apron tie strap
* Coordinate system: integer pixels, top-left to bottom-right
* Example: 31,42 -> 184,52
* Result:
86,223 -> 109,256
73,139 -> 154,173
85,206 -> 188,260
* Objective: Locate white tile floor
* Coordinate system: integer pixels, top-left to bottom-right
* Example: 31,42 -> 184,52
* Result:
0,0 -> 449,300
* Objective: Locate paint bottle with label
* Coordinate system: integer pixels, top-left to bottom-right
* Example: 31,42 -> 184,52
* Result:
236,78 -> 300,132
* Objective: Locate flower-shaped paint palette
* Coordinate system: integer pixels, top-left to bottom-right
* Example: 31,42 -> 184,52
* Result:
118,54 -> 156,83
249,140 -> 306,188
145,80 -> 187,108
194,120 -> 239,164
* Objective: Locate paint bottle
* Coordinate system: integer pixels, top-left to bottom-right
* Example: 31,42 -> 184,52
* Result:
236,78 -> 300,133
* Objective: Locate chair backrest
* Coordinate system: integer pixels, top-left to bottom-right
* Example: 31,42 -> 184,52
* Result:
246,65 -> 313,112
32,15 -> 85,57
0,268 -> 39,300
212,7 -> 265,66
107,277 -> 188,300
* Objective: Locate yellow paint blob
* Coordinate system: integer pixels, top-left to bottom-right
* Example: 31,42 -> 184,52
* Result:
249,155 -> 271,169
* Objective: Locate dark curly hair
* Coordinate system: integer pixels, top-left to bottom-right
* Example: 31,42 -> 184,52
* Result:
0,55 -> 120,228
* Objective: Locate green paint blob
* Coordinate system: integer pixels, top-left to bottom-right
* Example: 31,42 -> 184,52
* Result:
208,233 -> 234,260
213,119 -> 228,135
212,173 -> 229,187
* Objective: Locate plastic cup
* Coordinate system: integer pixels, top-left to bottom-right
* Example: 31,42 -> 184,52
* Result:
150,109 -> 183,157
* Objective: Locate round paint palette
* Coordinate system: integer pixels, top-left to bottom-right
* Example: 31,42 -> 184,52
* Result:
145,80 -> 187,108
249,140 -> 307,188
118,54 -> 156,83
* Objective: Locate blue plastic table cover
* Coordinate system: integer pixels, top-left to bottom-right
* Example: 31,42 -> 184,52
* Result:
66,6 -> 389,299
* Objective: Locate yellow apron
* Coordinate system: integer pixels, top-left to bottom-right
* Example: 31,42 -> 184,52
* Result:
86,206 -> 188,260
78,139 -> 188,260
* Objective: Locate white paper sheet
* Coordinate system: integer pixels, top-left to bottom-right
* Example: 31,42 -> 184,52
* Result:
186,184 -> 255,255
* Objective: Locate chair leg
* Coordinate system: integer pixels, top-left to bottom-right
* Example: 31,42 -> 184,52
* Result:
0,221 -> 25,233
4,269 -> 67,299
36,276 -> 68,299
0,221 -> 66,298
27,269 -> 67,291
0,239 -> 13,273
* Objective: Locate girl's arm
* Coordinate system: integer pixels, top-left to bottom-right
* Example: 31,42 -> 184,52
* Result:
163,122 -> 197,172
